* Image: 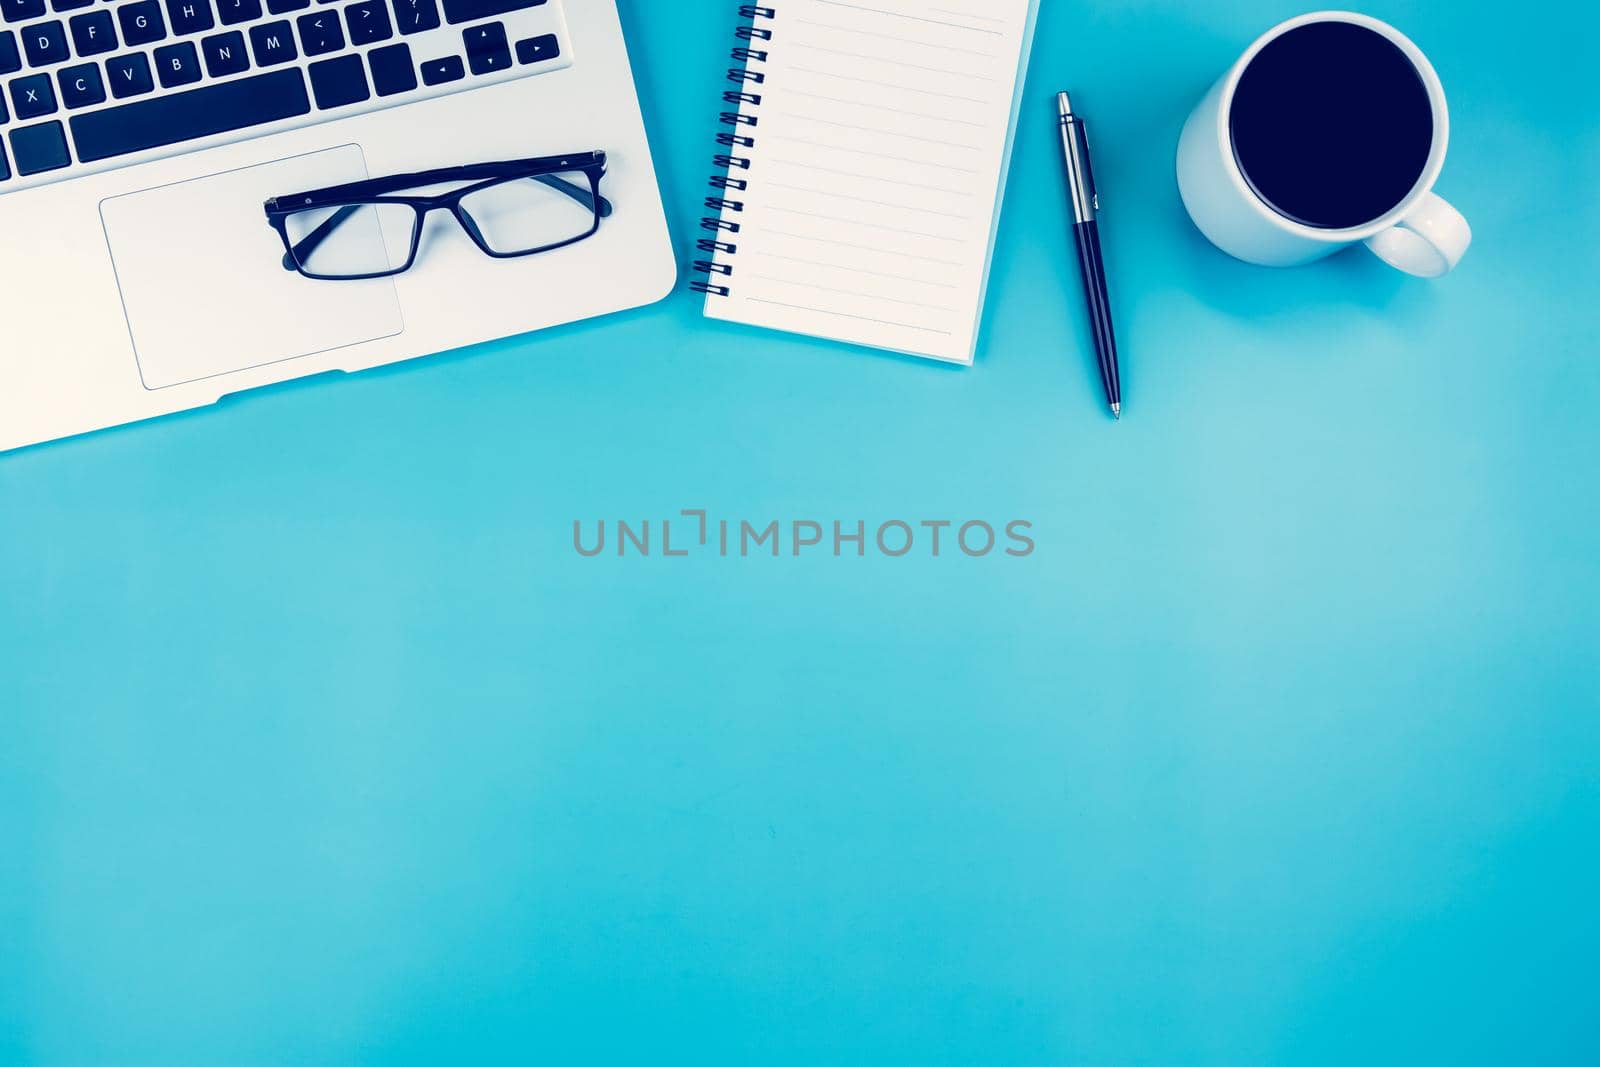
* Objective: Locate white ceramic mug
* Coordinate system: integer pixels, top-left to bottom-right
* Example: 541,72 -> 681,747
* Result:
1177,10 -> 1471,277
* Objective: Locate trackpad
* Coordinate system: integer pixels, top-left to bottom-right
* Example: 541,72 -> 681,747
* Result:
100,145 -> 404,391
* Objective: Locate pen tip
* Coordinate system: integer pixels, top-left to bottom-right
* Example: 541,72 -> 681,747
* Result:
1057,91 -> 1073,117
1110,403 -> 1121,420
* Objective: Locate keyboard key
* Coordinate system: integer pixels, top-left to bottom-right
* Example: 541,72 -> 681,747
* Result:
117,0 -> 164,45
200,27 -> 245,75
265,0 -> 306,10
0,139 -> 9,179
462,20 -> 506,75
56,58 -> 102,105
51,0 -> 94,11
71,66 -> 307,161
67,9 -> 113,55
342,0 -> 387,45
389,0 -> 434,35
294,9 -> 338,54
215,0 -> 257,26
9,71 -> 53,116
247,18 -> 292,64
513,31 -> 554,65
306,51 -> 364,108
9,118 -> 67,172
441,0 -> 540,26
22,19 -> 68,65
164,0 -> 212,35
0,87 -> 6,120
418,53 -> 458,85
366,39 -> 411,95
0,30 -> 17,73
2,0 -> 45,25
105,49 -> 151,96
154,38 -> 198,85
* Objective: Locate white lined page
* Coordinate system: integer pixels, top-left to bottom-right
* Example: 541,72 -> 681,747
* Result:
702,0 -> 1039,364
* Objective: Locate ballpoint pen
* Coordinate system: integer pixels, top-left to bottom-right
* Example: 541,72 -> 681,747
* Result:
1056,92 -> 1122,420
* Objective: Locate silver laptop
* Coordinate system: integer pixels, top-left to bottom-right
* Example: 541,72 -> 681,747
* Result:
0,0 -> 675,451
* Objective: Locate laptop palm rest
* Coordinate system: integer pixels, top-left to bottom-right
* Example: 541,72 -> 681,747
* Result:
99,145 -> 405,391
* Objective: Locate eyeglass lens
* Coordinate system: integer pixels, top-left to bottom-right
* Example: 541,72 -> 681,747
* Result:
283,201 -> 419,279
457,173 -> 601,255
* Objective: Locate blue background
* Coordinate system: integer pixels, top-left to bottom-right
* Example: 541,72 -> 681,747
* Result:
4,1 -> 1598,1063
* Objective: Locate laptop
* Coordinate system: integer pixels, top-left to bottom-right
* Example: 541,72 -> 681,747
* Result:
0,0 -> 675,451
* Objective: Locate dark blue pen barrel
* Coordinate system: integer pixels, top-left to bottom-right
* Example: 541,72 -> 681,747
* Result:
1073,219 -> 1120,407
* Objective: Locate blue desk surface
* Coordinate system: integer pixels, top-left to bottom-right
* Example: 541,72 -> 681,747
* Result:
3,1 -> 1597,1063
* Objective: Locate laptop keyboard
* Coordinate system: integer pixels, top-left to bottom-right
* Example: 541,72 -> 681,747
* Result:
0,0 -> 569,191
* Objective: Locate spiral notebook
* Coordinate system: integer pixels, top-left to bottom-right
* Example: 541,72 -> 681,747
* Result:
692,0 -> 1041,365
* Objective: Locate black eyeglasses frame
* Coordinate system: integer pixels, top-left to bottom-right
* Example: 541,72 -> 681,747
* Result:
263,151 -> 612,281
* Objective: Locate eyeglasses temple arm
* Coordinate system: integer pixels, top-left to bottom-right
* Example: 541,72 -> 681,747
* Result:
530,174 -> 614,218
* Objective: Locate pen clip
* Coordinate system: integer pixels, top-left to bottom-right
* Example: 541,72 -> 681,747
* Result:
1058,94 -> 1100,224
1074,121 -> 1099,217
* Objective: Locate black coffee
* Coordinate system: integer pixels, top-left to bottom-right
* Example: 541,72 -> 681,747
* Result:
1230,21 -> 1434,230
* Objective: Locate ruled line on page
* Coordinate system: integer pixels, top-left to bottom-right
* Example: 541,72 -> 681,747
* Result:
767,159 -> 972,196
760,229 -> 966,267
783,90 -> 989,128
931,7 -> 1006,26
789,67 -> 991,105
790,43 -> 999,80
764,206 -> 966,242
795,19 -> 999,58
812,0 -> 1004,35
775,113 -> 981,150
754,252 -> 960,288
746,298 -> 954,334
748,276 -> 952,311
773,137 -> 980,175
764,182 -> 974,220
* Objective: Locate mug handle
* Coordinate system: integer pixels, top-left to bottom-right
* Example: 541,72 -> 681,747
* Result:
1363,192 -> 1472,278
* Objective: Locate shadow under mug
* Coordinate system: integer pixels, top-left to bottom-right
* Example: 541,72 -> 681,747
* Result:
1176,10 -> 1471,278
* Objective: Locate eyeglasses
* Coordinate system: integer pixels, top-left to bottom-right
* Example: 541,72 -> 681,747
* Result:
263,152 -> 612,281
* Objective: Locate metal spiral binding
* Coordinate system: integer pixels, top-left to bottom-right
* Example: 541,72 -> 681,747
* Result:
691,4 -> 777,298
